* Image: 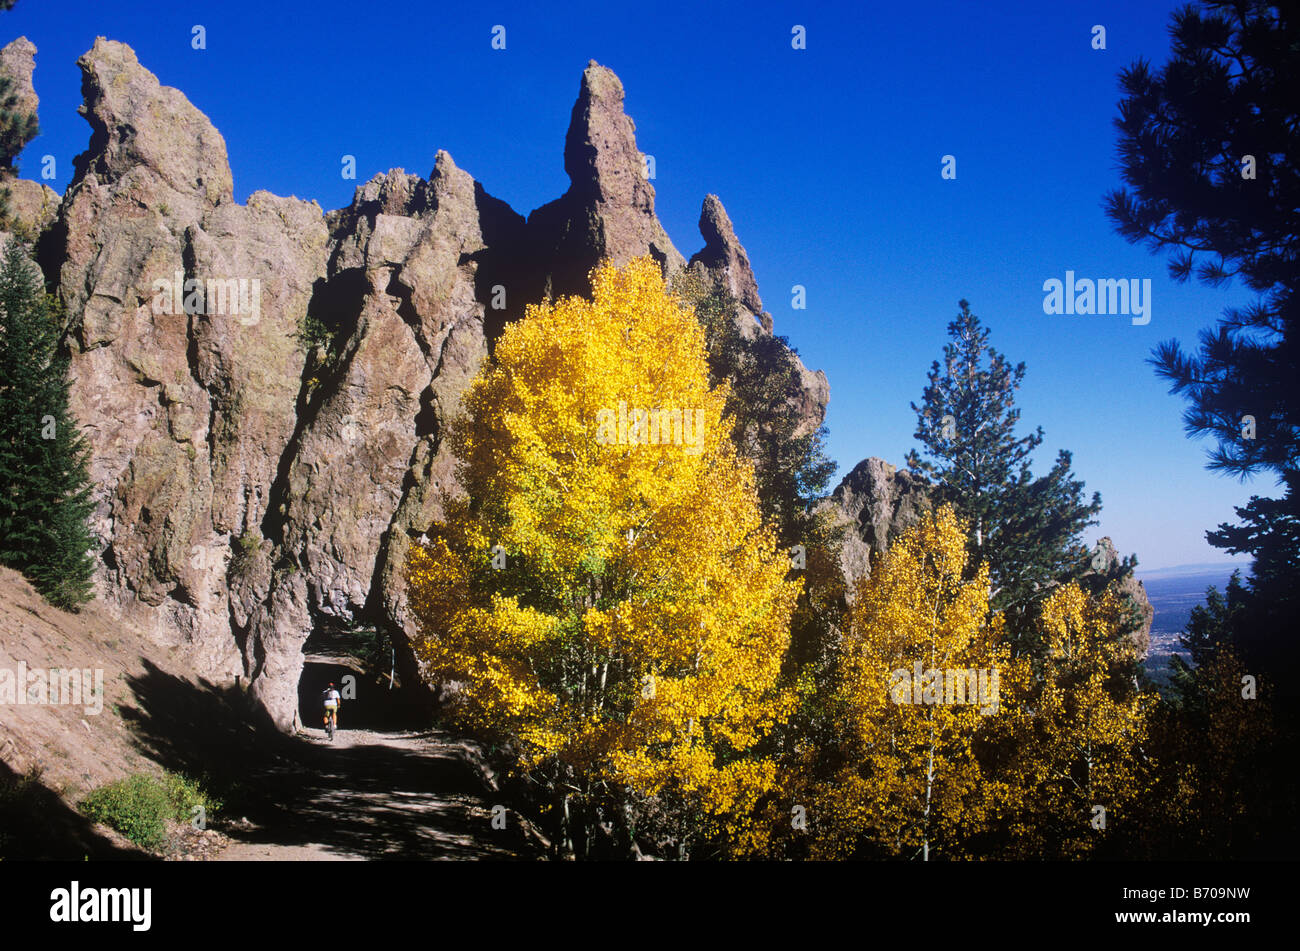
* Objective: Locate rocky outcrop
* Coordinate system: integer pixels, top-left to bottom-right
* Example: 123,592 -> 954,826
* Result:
243,153 -> 525,726
0,37 -> 39,123
0,37 -> 57,238
13,38 -> 829,732
690,194 -> 764,320
5,178 -> 58,236
824,457 -> 932,594
791,362 -> 831,441
1086,537 -> 1155,655
45,39 -> 326,690
524,61 -> 685,302
681,191 -> 828,437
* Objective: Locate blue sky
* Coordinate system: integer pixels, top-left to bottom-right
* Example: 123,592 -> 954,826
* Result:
5,0 -> 1266,570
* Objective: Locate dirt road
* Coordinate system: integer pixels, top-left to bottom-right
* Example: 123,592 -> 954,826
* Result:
214,728 -> 545,861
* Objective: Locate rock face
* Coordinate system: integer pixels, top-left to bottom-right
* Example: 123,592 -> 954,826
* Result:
13,39 -> 830,731
241,152 -> 525,726
4,178 -> 57,236
825,458 -> 932,594
43,38 -> 326,691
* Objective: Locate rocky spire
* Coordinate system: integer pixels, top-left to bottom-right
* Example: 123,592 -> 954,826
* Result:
689,194 -> 764,317
565,61 -> 652,208
525,60 -> 684,300
0,37 -> 58,236
72,37 -> 232,208
0,37 -> 39,125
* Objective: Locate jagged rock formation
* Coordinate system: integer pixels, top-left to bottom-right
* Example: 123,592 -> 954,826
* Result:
31,40 -> 329,691
678,196 -> 829,438
0,37 -> 38,122
788,357 -> 831,441
1086,537 -> 1156,656
524,61 -> 685,302
239,152 -> 526,725
690,194 -> 764,321
0,37 -> 57,235
824,457 -> 932,594
5,40 -> 829,731
824,458 -> 1155,652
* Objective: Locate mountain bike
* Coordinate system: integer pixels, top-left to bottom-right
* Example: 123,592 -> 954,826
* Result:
324,708 -> 336,741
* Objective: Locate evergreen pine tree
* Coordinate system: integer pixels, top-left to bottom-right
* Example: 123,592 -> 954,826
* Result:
0,70 -> 36,179
1106,0 -> 1300,719
905,300 -> 1113,652
1167,571 -> 1248,716
0,237 -> 96,608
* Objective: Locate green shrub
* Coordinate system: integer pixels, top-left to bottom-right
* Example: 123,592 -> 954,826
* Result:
78,770 -> 220,851
229,531 -> 261,574
78,775 -> 169,849
296,312 -> 332,351
160,771 -> 220,822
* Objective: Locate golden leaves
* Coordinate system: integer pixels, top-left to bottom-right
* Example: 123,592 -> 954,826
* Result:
405,257 -> 797,845
998,580 -> 1156,857
805,506 -> 1015,859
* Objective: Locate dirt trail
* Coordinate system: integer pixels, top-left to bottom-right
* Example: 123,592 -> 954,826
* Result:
0,567 -> 543,861
214,727 -> 544,861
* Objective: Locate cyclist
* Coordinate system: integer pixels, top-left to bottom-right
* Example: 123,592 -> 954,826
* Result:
321,682 -> 342,735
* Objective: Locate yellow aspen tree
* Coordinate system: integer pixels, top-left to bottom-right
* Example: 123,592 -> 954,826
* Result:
809,505 -> 1024,860
406,257 -> 800,858
1004,582 -> 1155,857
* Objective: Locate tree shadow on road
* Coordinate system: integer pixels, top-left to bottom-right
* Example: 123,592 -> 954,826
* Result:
119,661 -> 541,860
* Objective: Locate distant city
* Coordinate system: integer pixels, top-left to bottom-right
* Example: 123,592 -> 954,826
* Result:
1137,562 -> 1252,687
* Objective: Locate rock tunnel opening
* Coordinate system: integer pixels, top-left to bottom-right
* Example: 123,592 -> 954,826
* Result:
296,624 -> 426,735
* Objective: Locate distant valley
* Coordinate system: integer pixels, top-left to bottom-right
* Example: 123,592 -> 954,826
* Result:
1136,563 -> 1251,686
